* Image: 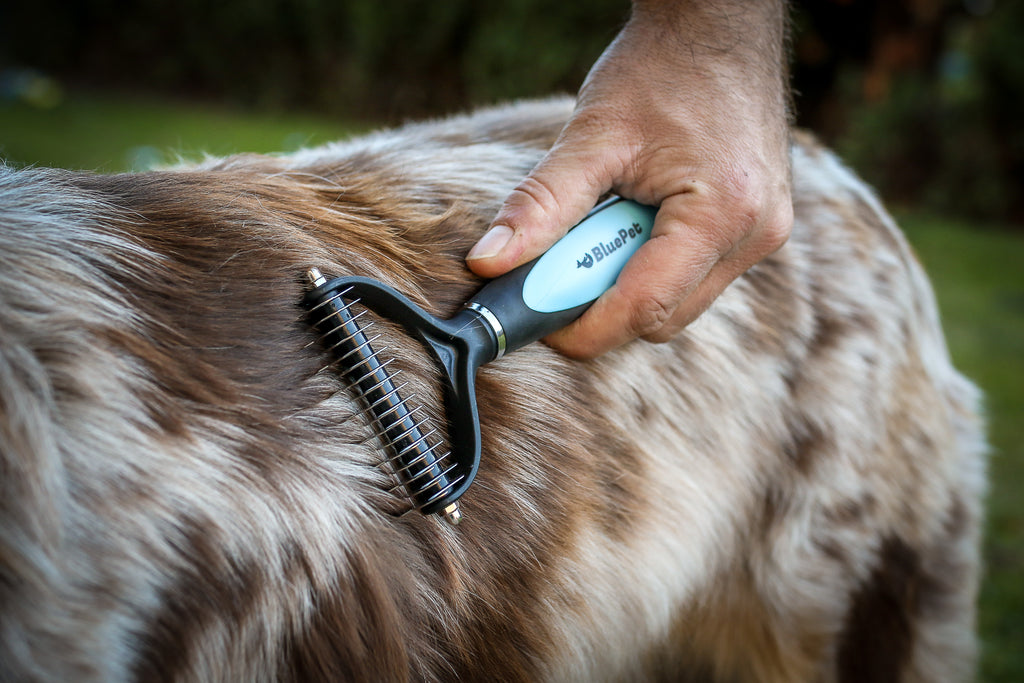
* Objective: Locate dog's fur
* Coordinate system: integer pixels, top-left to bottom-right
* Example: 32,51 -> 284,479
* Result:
0,99 -> 985,682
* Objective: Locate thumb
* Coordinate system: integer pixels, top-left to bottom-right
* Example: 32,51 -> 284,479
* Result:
466,151 -> 609,278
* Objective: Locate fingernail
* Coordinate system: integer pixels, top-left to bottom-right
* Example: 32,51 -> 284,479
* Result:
466,225 -> 514,261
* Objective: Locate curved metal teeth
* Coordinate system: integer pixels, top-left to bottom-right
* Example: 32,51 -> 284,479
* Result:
387,430 -> 440,474
378,405 -> 428,448
419,468 -> 464,508
305,285 -> 355,316
303,273 -> 462,524
391,424 -> 438,457
387,458 -> 461,495
343,355 -> 398,391
414,461 -> 462,492
356,384 -> 413,424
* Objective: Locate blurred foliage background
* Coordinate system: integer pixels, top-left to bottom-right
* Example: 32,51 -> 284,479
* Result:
1,0 -> 1022,681
2,0 -> 1022,223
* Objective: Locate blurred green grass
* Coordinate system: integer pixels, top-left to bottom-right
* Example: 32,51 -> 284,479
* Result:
2,91 -> 1022,681
898,214 -> 1024,682
0,91 -> 363,171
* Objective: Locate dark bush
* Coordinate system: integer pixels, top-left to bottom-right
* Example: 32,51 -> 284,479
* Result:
1,0 -> 1020,223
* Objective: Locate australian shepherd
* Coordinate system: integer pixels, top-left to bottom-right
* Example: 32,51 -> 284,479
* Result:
0,99 -> 985,682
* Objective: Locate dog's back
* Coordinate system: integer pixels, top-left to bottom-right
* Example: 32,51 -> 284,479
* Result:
0,100 -> 985,682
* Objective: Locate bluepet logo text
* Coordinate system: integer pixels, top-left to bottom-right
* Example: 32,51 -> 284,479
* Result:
576,222 -> 644,269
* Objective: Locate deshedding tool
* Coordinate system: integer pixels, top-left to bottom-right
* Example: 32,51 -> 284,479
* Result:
303,197 -> 656,525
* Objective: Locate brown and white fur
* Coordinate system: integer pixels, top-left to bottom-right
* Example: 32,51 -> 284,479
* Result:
0,99 -> 985,682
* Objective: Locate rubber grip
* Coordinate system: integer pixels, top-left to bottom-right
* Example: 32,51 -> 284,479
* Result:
468,197 -> 656,356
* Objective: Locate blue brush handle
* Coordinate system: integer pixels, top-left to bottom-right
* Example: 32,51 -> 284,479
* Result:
468,197 -> 656,359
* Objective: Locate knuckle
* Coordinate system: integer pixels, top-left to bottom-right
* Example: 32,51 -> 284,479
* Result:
759,201 -> 794,253
724,179 -> 765,231
504,176 -> 561,226
717,169 -> 794,257
628,292 -> 675,339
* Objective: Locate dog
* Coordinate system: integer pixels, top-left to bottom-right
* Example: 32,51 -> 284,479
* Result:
0,98 -> 986,682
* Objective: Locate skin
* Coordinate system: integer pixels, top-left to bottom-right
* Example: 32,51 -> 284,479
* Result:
466,0 -> 794,359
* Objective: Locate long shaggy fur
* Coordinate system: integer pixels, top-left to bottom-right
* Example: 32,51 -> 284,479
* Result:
0,99 -> 985,682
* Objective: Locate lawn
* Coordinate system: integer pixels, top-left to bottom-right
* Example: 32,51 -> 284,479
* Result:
0,90 -> 363,172
898,214 -> 1024,681
3,91 -> 1023,681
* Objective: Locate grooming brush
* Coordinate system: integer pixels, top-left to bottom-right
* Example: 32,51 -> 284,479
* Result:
303,197 -> 656,525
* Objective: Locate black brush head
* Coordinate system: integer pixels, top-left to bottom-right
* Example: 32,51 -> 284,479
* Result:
303,272 -> 495,522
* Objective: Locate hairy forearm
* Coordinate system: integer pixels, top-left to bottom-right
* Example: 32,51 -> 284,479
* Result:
627,0 -> 791,121
629,0 -> 789,59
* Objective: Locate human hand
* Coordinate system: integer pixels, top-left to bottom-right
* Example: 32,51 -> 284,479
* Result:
466,1 -> 794,359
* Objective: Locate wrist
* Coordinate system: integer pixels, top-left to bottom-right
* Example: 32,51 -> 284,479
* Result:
619,0 -> 790,136
626,1 -> 788,75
